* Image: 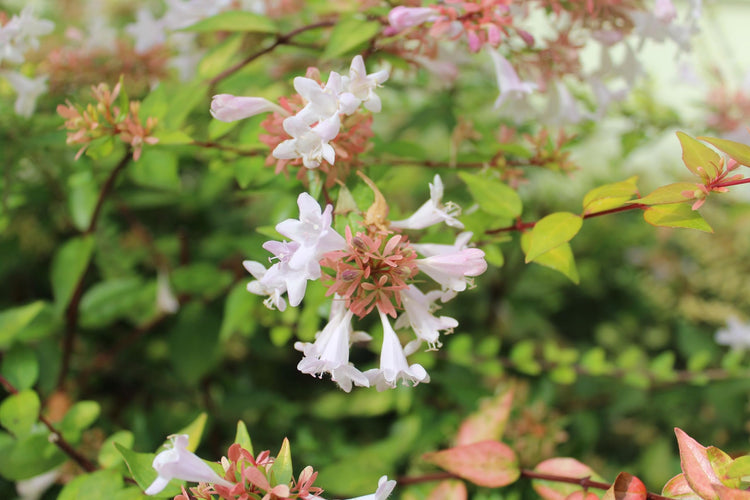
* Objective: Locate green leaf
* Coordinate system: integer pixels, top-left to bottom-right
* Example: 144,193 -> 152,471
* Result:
650,351 -> 677,382
234,421 -> 253,455
79,277 -> 145,329
1,344 -> 39,391
51,236 -> 95,310
322,16 -> 381,60
482,243 -> 504,267
580,347 -> 613,376
85,136 -> 115,160
582,176 -> 639,215
168,304 -> 220,385
0,431 -> 67,480
677,131 -> 721,179
129,149 -> 181,191
199,33 -> 244,79
68,171 -> 99,231
181,10 -> 277,33
59,401 -> 100,443
99,430 -> 134,468
524,212 -> 582,263
151,129 -> 193,145
459,172 -> 522,219
172,263 -> 233,299
174,412 -> 208,453
636,182 -> 697,206
233,156 -> 268,189
269,437 -> 293,487
220,283 -> 258,341
509,340 -> 541,375
59,469 -> 124,500
698,135 -> 750,167
520,233 -> 579,284
0,301 -> 46,349
0,390 -> 39,437
643,204 -> 713,232
117,443 -> 179,498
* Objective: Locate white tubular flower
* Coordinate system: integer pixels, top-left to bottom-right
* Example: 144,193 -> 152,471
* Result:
273,114 -> 341,168
275,192 -> 346,270
364,311 -> 430,391
16,469 -> 59,500
412,231 -> 474,258
715,317 -> 750,351
156,270 -> 179,314
390,175 -> 463,230
417,248 -> 487,293
3,71 -> 47,117
308,475 -> 397,500
210,94 -> 285,122
294,73 -> 344,124
387,6 -> 437,32
341,55 -> 389,113
124,7 -> 167,53
144,434 -> 233,496
0,7 -> 54,64
489,49 -> 536,109
396,286 -> 458,354
294,299 -> 370,392
243,260 -> 288,311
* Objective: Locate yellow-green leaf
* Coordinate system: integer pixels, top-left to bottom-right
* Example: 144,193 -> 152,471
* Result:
0,390 -> 39,437
582,176 -> 639,215
524,212 -> 582,263
181,11 -> 277,34
174,412 -> 207,452
459,172 -> 522,219
698,135 -> 750,167
234,421 -> 253,455
269,437 -> 293,487
322,17 -> 381,60
51,236 -> 95,311
521,233 -> 579,284
643,204 -> 713,232
635,182 -> 697,206
677,131 -> 721,179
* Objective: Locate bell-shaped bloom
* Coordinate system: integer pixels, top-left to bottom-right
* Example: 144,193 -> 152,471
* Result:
417,248 -> 487,293
275,192 -> 346,270
364,311 -> 430,391
273,114 -> 341,168
210,94 -> 285,122
294,73 -> 344,124
243,260 -> 288,311
295,299 -> 370,392
412,231 -> 474,258
715,317 -> 750,351
387,6 -> 437,32
308,475 -> 396,500
396,285 -> 458,354
341,55 -> 389,113
144,434 -> 233,495
489,50 -> 536,109
3,71 -> 47,117
390,175 -> 463,230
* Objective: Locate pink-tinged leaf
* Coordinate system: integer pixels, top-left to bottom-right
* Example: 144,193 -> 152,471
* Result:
422,440 -> 520,488
697,136 -> 750,167
711,484 -> 750,500
661,473 -> 703,499
601,473 -> 647,500
533,458 -> 604,500
635,182 -> 698,206
643,204 -> 713,233
706,446 -> 738,488
675,428 -> 721,500
455,384 -> 515,446
427,480 -> 468,500
677,132 -> 721,179
244,466 -> 270,491
566,491 -> 600,500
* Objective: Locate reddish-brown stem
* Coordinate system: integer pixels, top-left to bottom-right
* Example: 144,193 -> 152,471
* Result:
715,177 -> 750,189
57,151 -> 131,390
485,203 -> 648,234
208,20 -> 337,87
0,374 -> 98,473
398,469 -> 672,499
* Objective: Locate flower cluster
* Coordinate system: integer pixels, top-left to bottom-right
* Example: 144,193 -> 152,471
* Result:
244,175 -> 487,391
210,55 -> 387,185
57,80 -> 158,160
0,7 -> 54,117
143,434 -> 395,500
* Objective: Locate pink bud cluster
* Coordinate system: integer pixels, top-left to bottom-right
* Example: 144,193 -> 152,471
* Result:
244,175 -> 487,392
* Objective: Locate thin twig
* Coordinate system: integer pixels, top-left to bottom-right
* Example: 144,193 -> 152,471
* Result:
485,203 -> 648,234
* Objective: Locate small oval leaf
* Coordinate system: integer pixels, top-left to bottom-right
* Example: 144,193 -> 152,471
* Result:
677,132 -> 721,179
525,212 -> 582,263
423,440 -> 519,488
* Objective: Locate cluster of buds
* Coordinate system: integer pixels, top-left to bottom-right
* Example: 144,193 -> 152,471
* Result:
210,55 -> 387,185
244,174 -> 487,392
144,434 -> 395,500
57,80 -> 158,160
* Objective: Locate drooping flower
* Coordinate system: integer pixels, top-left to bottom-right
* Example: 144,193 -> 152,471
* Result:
387,6 -> 437,32
210,94 -> 286,122
390,175 -> 464,230
416,248 -> 487,293
341,55 -> 390,113
715,316 -> 750,351
308,475 -> 396,500
397,285 -> 458,354
295,298 -> 370,392
489,49 -> 536,109
364,311 -> 430,391
144,434 -> 233,496
2,71 -> 47,117
273,114 -> 341,168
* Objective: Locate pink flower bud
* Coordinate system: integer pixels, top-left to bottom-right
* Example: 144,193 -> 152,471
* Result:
387,6 -> 436,32
209,94 -> 283,122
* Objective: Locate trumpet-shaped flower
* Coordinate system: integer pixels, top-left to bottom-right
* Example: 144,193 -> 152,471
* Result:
417,248 -> 487,292
308,475 -> 397,500
387,6 -> 437,32
210,94 -> 286,122
144,434 -> 233,495
295,299 -> 370,392
412,231 -> 474,258
364,311 -> 430,391
2,71 -> 47,117
489,49 -> 536,109
341,55 -> 390,113
390,175 -> 463,230
396,285 -> 458,353
295,73 -> 346,124
273,114 -> 341,168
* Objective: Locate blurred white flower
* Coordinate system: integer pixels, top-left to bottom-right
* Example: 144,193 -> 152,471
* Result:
3,71 -> 47,117
715,317 -> 750,350
125,7 -> 167,53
